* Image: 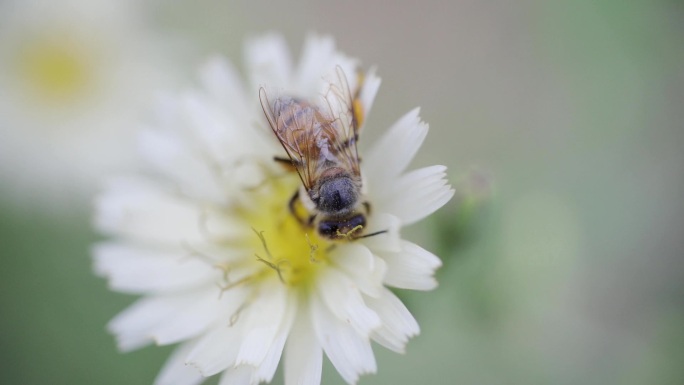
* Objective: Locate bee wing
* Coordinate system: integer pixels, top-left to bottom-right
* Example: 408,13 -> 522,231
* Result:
259,67 -> 363,191
319,66 -> 362,179
259,87 -> 319,190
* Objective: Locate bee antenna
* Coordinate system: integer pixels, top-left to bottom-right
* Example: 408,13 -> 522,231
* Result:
355,229 -> 388,239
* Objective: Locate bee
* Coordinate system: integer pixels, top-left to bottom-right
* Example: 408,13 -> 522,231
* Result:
259,67 -> 374,240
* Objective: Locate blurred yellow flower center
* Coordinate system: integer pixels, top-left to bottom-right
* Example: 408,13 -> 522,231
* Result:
16,36 -> 93,102
243,175 -> 332,286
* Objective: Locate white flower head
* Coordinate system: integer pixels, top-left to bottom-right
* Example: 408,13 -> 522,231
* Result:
94,33 -> 454,385
0,0 -> 179,206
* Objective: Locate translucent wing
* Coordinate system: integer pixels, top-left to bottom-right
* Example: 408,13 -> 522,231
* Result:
320,66 -> 363,177
260,89 -> 320,190
259,67 -> 363,192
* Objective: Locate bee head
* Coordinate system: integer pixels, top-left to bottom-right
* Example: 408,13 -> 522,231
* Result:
316,177 -> 358,214
318,213 -> 366,239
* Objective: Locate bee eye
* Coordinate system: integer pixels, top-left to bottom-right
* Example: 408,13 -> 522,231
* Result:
318,214 -> 366,239
318,221 -> 338,237
347,214 -> 366,230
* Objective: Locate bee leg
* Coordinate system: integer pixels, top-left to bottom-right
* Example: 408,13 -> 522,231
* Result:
363,201 -> 372,215
288,190 -> 313,226
274,156 -> 297,172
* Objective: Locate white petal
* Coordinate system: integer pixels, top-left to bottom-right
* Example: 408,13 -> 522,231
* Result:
108,294 -> 186,352
316,268 -> 381,336
364,108 -> 428,183
359,212 -> 401,253
150,289 -> 225,345
370,164 -> 444,203
253,333 -> 287,383
95,176 -> 243,246
93,242 -> 219,294
358,68 -> 381,124
154,342 -> 204,385
184,284 -> 253,376
235,280 -> 289,366
185,323 -> 243,377
393,186 -> 454,226
245,33 -> 293,89
285,302 -> 322,385
180,91 -> 235,162
377,240 -> 442,291
94,176 -> 203,245
198,56 -> 248,116
294,34 -> 358,97
366,288 -> 419,353
108,287 -> 232,351
374,165 -> 454,226
137,126 -> 225,204
295,34 -> 337,96
178,89 -> 266,169
218,365 -> 254,385
253,290 -> 298,383
331,244 -> 386,298
311,293 -> 376,384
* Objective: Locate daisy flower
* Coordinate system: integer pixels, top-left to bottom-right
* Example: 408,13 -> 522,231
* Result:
94,34 -> 454,385
0,0 -> 178,206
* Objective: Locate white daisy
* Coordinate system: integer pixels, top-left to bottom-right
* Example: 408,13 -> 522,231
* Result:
94,34 -> 454,385
0,0 -> 178,207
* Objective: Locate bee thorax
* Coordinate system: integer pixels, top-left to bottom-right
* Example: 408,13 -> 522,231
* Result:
316,177 -> 358,213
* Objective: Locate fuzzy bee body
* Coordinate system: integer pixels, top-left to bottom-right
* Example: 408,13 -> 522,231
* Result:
260,67 -> 368,239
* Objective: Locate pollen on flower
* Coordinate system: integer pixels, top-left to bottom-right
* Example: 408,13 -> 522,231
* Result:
238,173 -> 333,287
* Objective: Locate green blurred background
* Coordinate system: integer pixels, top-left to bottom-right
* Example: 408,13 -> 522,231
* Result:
2,0 -> 683,384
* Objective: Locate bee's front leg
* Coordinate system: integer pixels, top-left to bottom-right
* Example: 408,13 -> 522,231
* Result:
363,201 -> 372,215
288,190 -> 315,227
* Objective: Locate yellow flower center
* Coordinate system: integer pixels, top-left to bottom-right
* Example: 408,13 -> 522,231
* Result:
241,173 -> 333,287
14,35 -> 94,103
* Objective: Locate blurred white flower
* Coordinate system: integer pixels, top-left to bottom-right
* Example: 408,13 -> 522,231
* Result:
0,0 -> 179,208
94,34 -> 453,385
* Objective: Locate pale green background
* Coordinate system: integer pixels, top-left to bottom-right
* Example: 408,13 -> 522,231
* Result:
1,1 -> 683,384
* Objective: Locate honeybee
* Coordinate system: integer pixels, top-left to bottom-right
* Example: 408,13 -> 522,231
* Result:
259,67 -> 374,240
